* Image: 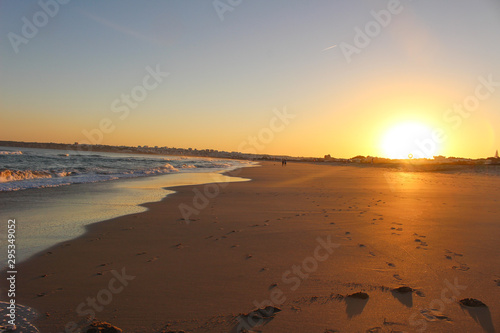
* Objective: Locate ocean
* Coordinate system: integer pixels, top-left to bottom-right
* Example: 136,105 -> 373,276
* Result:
0,147 -> 249,192
0,147 -> 253,265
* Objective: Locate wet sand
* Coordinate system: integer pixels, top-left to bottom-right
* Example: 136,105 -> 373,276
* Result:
7,161 -> 500,332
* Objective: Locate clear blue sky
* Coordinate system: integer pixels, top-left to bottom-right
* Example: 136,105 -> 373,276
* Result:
1,0 -> 500,158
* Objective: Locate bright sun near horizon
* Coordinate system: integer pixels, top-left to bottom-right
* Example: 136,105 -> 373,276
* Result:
381,122 -> 439,159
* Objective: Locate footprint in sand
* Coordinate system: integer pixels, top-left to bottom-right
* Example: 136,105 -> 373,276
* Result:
393,274 -> 402,280
452,263 -> 470,271
495,279 -> 500,286
415,239 -> 428,247
415,290 -> 426,297
98,263 -> 112,267
369,251 -> 376,257
387,262 -> 396,267
445,249 -> 463,257
420,309 -> 451,322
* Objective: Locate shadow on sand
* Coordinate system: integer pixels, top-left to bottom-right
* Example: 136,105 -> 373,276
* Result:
345,297 -> 369,318
391,290 -> 413,307
462,306 -> 496,333
230,316 -> 274,333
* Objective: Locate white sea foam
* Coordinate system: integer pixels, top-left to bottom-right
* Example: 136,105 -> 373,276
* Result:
0,148 -> 254,192
0,150 -> 22,155
0,169 -> 53,182
181,164 -> 197,169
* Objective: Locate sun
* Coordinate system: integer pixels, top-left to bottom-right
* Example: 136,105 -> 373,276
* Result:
381,122 -> 438,159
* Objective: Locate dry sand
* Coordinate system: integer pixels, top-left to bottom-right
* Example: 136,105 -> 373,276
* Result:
8,161 -> 500,332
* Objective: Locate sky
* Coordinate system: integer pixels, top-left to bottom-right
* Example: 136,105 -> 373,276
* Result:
1,0 -> 500,158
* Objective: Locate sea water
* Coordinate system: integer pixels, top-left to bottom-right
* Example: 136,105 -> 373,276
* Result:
0,147 -> 254,264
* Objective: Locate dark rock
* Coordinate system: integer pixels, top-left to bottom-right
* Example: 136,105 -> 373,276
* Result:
85,321 -> 122,333
243,306 -> 282,319
347,292 -> 369,299
459,298 -> 487,307
393,286 -> 413,293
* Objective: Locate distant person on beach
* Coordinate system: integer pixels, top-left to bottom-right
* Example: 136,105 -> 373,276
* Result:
282,159 -> 287,167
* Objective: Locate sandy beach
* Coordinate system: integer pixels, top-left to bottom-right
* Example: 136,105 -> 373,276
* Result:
7,161 -> 500,332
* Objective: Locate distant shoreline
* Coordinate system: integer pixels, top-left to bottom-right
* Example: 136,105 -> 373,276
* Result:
1,140 -> 499,167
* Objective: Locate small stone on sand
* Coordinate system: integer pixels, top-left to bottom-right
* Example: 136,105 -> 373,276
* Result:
347,292 -> 369,299
85,320 -> 122,332
393,286 -> 413,293
459,298 -> 487,307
